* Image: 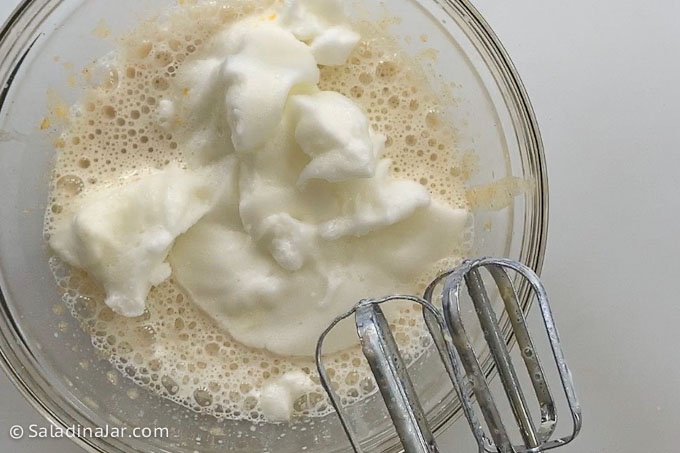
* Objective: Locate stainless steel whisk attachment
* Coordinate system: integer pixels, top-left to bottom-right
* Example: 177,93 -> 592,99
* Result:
315,258 -> 581,453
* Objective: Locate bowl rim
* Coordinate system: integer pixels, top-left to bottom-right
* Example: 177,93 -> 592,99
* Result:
0,0 -> 548,451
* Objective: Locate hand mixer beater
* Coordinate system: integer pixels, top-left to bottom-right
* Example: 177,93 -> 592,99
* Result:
316,258 -> 581,453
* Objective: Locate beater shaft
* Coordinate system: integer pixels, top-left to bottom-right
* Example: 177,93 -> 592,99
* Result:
316,258 -> 581,453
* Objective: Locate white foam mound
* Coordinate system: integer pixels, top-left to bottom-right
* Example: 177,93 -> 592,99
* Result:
45,0 -> 474,423
50,159 -> 232,317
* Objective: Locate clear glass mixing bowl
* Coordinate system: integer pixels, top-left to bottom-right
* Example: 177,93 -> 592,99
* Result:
0,0 -> 547,451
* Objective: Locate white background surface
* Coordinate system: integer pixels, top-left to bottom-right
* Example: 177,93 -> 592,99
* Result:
2,1 -> 679,452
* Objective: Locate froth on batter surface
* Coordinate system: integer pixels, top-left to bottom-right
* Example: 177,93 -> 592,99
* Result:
43,0 -> 472,422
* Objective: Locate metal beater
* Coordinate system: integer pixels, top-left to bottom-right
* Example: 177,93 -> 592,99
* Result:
315,258 -> 581,453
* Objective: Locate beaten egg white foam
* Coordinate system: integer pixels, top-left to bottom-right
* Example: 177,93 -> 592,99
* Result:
50,0 -> 471,420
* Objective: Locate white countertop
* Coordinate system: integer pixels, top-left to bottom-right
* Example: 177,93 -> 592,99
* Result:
2,1 -> 679,451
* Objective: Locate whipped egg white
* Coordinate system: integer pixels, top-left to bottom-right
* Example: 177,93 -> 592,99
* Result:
50,0 -> 471,358
49,0 -> 471,397
50,159 -> 232,317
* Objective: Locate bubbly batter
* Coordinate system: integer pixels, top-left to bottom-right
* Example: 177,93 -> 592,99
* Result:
44,0 -> 472,422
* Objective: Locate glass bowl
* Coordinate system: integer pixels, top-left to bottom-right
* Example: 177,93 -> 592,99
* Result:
0,0 -> 547,451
